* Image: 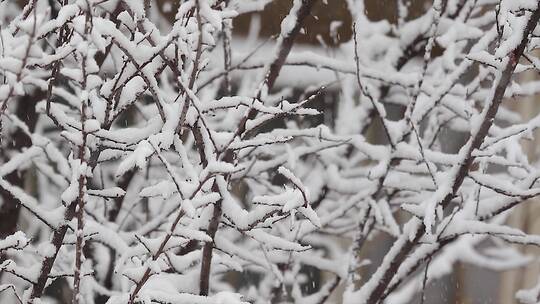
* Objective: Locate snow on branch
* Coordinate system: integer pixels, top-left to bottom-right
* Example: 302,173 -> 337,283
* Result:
1,0 -> 540,304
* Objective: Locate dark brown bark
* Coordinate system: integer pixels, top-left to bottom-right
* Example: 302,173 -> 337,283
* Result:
29,201 -> 77,301
199,200 -> 222,296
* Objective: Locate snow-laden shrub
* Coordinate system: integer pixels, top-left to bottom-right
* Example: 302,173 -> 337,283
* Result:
1,0 -> 540,303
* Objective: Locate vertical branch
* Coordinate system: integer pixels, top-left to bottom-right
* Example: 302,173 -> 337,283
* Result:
199,194 -> 222,296
221,6 -> 232,95
177,0 -> 204,134
28,204 -> 77,301
72,4 -> 92,304
353,24 -> 395,149
71,128 -> 87,304
346,207 -> 374,287
420,257 -> 431,304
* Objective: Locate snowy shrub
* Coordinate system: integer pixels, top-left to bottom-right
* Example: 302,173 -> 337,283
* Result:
1,0 -> 540,303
